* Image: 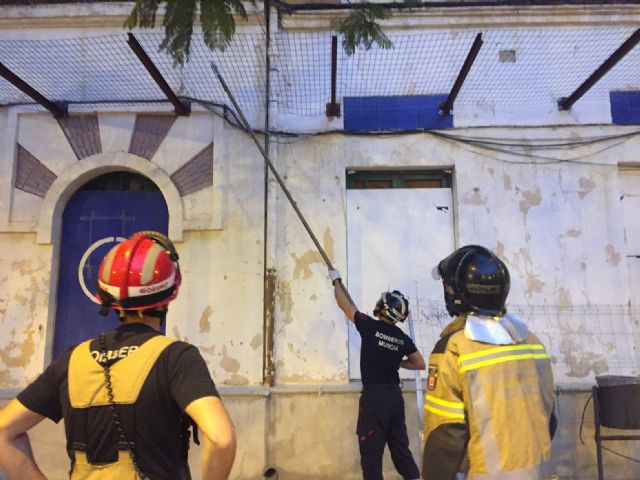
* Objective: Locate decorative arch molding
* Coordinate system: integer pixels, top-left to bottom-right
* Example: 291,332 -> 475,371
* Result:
37,152 -> 183,245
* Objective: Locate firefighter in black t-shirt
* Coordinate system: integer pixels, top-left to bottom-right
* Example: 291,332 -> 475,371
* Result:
0,231 -> 236,480
329,268 -> 426,480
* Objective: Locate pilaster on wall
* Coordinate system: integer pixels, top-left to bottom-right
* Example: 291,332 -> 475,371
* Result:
0,109 -> 18,231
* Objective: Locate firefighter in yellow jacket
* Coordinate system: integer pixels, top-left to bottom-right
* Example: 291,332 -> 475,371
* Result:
0,231 -> 236,480
422,245 -> 556,480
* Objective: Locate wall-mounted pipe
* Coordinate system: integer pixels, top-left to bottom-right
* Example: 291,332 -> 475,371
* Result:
264,268 -> 276,387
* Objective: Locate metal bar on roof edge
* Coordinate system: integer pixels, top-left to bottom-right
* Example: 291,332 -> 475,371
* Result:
440,32 -> 483,116
326,36 -> 341,117
126,33 -> 191,116
558,27 -> 640,111
0,62 -> 68,118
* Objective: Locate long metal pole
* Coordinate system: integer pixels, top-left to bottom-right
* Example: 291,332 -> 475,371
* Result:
211,61 -> 354,303
407,312 -> 423,419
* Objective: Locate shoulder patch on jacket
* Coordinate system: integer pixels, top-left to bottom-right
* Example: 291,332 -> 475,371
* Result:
427,365 -> 439,391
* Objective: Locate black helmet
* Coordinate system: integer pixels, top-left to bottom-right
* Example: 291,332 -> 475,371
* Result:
373,290 -> 409,323
434,245 -> 510,317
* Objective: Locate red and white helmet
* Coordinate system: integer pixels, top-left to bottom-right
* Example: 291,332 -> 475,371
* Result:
96,231 -> 181,314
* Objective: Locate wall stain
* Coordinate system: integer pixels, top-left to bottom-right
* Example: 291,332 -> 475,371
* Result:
519,189 -> 541,216
200,345 -> 216,356
558,288 -> 572,307
503,174 -> 513,191
200,306 -> 213,333
287,342 -> 304,360
10,260 -> 38,276
0,326 -> 36,368
461,188 -> 487,206
578,176 -> 596,199
604,244 -> 621,267
277,281 -> 294,325
220,345 -> 241,374
559,338 -> 608,378
225,374 -> 249,385
250,333 -> 262,350
0,368 -> 18,387
514,248 -> 545,297
565,229 -> 581,238
526,273 -> 544,295
290,228 -> 335,280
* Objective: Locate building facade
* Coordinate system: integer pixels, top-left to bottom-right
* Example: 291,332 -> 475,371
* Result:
1,1 -> 639,478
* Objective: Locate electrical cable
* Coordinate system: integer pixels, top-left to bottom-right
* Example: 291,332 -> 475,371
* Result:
578,392 -> 592,445
5,96 -> 640,166
579,392 -> 640,464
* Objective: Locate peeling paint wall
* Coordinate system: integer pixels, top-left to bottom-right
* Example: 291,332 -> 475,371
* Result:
274,128 -> 639,384
0,235 -> 51,386
2,116 -> 640,480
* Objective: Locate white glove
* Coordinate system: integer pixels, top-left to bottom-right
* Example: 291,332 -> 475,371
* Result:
328,268 -> 342,284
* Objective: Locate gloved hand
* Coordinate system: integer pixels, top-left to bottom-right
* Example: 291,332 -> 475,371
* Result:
328,268 -> 342,285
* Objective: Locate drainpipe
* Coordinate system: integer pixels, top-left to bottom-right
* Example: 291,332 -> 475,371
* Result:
262,0 -> 277,387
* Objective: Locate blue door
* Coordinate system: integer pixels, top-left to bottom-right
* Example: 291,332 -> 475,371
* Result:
53,189 -> 168,357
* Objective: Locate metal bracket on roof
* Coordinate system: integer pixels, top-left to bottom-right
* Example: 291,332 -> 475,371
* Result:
558,28 -> 640,111
439,32 -> 483,117
326,36 -> 341,118
127,33 -> 191,116
0,62 -> 68,118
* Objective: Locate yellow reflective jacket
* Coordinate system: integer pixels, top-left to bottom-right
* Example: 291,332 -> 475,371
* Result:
67,335 -> 175,479
422,315 -> 556,480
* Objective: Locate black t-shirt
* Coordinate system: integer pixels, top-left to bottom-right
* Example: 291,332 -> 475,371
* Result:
17,323 -> 219,480
355,311 -> 417,386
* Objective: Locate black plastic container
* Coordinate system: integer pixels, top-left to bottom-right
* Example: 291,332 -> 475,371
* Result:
595,375 -> 640,430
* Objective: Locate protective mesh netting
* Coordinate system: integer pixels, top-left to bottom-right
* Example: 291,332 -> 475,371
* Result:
0,27 -> 639,118
411,300 -> 640,383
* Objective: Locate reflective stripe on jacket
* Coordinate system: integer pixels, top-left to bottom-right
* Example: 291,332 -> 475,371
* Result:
422,315 -> 555,480
67,335 -> 175,479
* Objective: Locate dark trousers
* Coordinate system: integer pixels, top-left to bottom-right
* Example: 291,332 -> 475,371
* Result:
357,385 -> 420,480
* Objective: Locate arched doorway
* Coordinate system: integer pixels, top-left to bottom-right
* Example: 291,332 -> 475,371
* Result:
52,171 -> 169,357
